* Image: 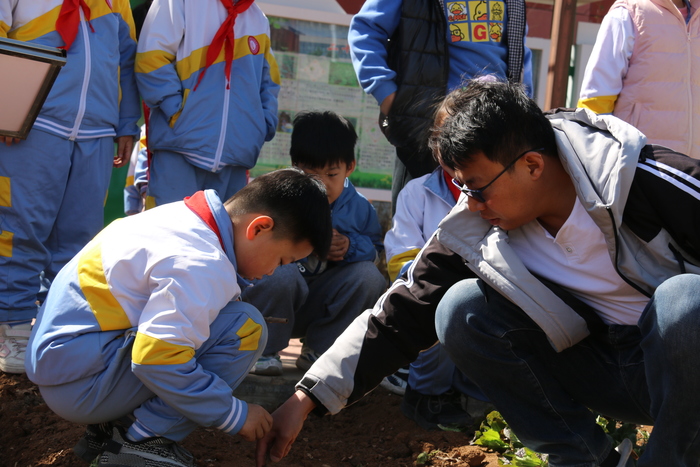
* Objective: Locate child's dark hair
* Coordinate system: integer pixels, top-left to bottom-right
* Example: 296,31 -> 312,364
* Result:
290,110 -> 357,169
429,78 -> 557,171
225,169 -> 332,259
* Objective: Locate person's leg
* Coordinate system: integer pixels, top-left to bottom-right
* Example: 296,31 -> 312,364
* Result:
0,131 -> 70,322
44,137 -> 114,283
435,278 -> 652,467
637,274 -> 700,467
240,263 -> 308,355
391,155 -> 413,216
147,149 -> 200,206
203,165 -> 248,202
296,262 -> 386,355
129,301 -> 267,441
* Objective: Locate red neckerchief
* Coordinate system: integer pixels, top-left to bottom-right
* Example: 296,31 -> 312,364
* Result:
444,170 -> 461,202
193,0 -> 254,91
184,191 -> 226,252
55,0 -> 95,50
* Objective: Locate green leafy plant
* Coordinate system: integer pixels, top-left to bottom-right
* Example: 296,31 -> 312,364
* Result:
472,411 -> 548,466
595,414 -> 648,458
415,449 -> 440,465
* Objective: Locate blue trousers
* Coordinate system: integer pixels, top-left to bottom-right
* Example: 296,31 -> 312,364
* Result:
242,261 -> 387,355
435,275 -> 700,467
148,149 -> 248,206
37,301 -> 265,442
0,131 -> 114,321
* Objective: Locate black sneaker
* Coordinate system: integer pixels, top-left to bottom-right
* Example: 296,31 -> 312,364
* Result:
400,385 -> 473,432
98,427 -> 196,467
73,422 -> 114,463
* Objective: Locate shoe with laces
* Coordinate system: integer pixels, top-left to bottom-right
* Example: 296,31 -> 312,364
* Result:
379,366 -> 409,395
99,427 -> 196,467
73,422 -> 114,462
400,385 -> 473,432
295,344 -> 321,371
0,322 -> 32,374
250,353 -> 283,376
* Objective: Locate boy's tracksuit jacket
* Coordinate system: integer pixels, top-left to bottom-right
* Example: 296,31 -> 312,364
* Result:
298,178 -> 384,276
0,0 -> 141,140
26,190 -> 264,435
296,109 -> 700,415
135,0 -> 280,173
384,168 -> 456,281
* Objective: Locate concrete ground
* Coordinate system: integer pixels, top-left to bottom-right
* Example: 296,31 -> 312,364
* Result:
233,339 -> 305,412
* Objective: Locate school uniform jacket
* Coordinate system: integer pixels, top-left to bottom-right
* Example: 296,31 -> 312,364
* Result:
296,109 -> 700,415
298,178 -> 384,276
26,190 -> 264,435
0,0 -> 140,140
384,168 -> 456,281
135,0 -> 280,172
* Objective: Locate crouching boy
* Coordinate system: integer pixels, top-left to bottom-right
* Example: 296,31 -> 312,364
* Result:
25,169 -> 332,467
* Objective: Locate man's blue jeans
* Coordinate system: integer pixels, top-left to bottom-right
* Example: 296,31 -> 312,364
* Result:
435,274 -> 700,467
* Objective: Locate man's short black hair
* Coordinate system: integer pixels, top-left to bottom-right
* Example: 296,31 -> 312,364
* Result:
430,78 -> 557,171
225,168 -> 332,259
290,110 -> 357,169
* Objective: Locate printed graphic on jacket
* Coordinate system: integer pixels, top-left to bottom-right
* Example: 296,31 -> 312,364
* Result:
446,1 -> 504,43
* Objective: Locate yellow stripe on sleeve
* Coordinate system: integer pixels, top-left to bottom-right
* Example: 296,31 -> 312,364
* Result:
1,20 -> 10,38
237,317 -> 263,351
11,2 -> 115,42
577,96 -> 617,115
132,331 -> 194,365
0,176 -> 11,207
78,239 -> 132,331
135,50 -> 177,74
0,230 -> 13,257
387,248 -> 421,283
175,34 -> 272,82
265,48 -> 280,85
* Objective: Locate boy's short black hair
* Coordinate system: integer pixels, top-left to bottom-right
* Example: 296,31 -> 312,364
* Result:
289,110 -> 357,169
225,169 -> 332,259
429,78 -> 557,171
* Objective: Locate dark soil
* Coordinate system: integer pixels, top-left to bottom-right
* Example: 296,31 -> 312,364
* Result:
0,372 -> 500,467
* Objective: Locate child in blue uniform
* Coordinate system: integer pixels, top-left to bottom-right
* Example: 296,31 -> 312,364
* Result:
242,111 -> 387,376
25,169 -> 332,466
0,0 -> 141,374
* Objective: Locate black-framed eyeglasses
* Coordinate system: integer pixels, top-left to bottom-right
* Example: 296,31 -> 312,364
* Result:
451,147 -> 545,203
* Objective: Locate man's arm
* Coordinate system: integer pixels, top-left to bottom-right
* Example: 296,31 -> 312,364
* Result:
256,235 -> 472,464
348,0 -> 402,107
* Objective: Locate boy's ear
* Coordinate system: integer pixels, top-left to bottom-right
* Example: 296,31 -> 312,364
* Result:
345,160 -> 356,176
524,151 -> 546,181
245,215 -> 275,240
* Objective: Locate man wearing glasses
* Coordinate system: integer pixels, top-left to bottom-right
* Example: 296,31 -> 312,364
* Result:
257,79 -> 700,467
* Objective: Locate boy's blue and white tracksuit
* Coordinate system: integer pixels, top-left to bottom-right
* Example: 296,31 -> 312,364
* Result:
385,168 -> 482,397
135,0 -> 280,206
0,0 -> 141,322
242,179 -> 387,355
25,190 -> 267,442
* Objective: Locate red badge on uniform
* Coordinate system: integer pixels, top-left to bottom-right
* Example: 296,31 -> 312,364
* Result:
248,37 -> 260,55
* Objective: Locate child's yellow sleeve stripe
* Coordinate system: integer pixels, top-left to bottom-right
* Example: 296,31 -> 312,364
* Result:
135,50 -> 177,74
78,238 -> 132,331
387,248 -> 421,282
132,332 -> 194,365
577,96 -> 617,114
237,317 -> 263,351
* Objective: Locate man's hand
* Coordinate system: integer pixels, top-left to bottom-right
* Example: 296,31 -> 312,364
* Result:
114,135 -> 135,168
1,136 -> 21,146
238,404 -> 273,442
255,390 -> 316,466
380,92 -> 395,116
327,229 -> 349,262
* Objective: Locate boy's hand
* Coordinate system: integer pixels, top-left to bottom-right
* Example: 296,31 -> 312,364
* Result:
1,136 -> 21,146
255,390 -> 316,466
238,404 -> 273,442
114,135 -> 135,168
327,229 -> 349,262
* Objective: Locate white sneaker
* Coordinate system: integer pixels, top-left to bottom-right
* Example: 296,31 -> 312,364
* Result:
250,353 -> 283,376
0,322 -> 32,374
295,344 -> 321,371
379,366 -> 409,395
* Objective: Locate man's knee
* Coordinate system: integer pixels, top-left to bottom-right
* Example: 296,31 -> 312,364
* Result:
642,273 -> 700,341
435,279 -> 487,353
